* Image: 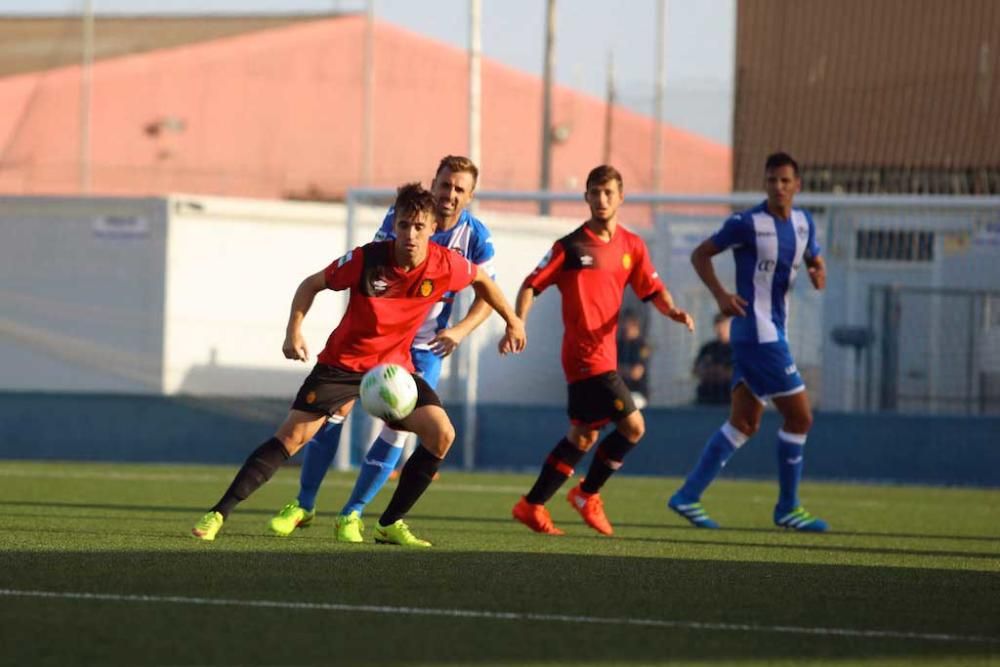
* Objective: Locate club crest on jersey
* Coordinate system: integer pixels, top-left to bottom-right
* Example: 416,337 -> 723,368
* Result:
337,250 -> 353,267
536,248 -> 553,269
419,279 -> 434,297
622,253 -> 632,269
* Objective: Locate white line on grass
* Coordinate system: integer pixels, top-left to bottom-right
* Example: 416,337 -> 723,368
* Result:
0,588 -> 995,645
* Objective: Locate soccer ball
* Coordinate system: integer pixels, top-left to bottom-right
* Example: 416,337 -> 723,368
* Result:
360,363 -> 418,422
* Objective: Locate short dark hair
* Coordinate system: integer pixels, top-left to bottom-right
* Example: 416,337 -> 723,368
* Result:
393,182 -> 436,222
765,152 -> 799,175
586,164 -> 624,191
435,155 -> 479,187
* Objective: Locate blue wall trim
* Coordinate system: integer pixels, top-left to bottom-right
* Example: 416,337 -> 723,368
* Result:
0,394 -> 996,487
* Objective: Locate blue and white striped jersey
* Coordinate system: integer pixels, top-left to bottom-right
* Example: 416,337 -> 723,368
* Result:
375,208 -> 496,349
710,201 -> 820,345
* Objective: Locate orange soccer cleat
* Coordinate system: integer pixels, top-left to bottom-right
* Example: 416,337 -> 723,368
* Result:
567,483 -> 614,535
512,497 -> 565,535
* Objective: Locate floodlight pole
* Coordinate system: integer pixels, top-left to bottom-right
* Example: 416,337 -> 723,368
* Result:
360,0 -> 375,187
538,0 -> 556,215
602,50 -> 615,164
652,0 -> 666,196
79,0 -> 94,194
461,0 -> 484,470
468,0 -> 482,167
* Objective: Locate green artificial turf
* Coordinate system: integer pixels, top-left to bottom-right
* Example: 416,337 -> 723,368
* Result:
0,460 -> 997,666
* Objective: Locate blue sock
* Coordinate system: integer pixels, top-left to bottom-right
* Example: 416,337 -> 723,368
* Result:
295,416 -> 345,512
340,435 -> 403,516
776,429 -> 807,513
675,423 -> 747,502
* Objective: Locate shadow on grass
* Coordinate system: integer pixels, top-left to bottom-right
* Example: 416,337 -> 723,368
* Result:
0,550 -> 997,666
3,500 -> 998,562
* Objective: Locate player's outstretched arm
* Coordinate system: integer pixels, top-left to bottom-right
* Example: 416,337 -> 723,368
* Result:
691,239 -> 747,317
806,255 -> 826,290
469,267 -> 526,355
651,289 -> 695,332
430,295 -> 491,357
514,284 -> 536,323
282,270 -> 327,362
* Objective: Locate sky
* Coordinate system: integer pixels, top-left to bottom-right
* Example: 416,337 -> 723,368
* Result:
1,0 -> 736,145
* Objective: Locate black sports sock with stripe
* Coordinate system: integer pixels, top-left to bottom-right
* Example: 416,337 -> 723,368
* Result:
378,445 -> 442,527
525,438 -> 586,504
211,438 -> 290,519
581,430 -> 636,494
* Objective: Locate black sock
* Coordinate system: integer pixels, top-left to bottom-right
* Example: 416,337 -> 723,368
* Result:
525,438 -> 586,505
581,431 -> 637,494
211,438 -> 290,519
378,445 -> 442,527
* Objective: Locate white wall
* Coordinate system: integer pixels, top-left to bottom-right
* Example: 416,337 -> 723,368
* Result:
0,193 -> 592,406
162,194 -> 384,396
460,207 -> 580,407
0,196 -> 169,393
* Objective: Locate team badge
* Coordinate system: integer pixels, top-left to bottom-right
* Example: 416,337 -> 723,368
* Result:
336,250 -> 353,267
305,391 -> 317,405
614,399 -> 625,412
420,279 -> 434,297
622,253 -> 632,269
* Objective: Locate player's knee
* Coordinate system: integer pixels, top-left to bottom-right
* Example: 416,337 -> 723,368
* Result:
333,400 -> 355,418
570,431 -> 600,450
277,433 -> 306,456
618,416 -> 645,442
424,421 -> 455,457
731,417 -> 759,438
785,412 -> 813,434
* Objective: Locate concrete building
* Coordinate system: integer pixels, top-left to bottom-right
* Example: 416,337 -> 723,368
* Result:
733,0 -> 999,194
0,14 -> 731,203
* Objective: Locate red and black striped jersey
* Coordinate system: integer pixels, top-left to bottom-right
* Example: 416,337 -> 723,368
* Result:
523,223 -> 664,383
318,240 -> 475,372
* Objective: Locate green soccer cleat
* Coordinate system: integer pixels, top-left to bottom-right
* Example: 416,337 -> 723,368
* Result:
335,511 -> 365,543
268,502 -> 315,537
192,511 -> 224,541
373,520 -> 431,548
774,506 -> 829,532
668,493 -> 720,529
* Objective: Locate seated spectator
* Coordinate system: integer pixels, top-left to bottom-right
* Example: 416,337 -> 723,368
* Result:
692,313 -> 732,405
618,310 -> 651,409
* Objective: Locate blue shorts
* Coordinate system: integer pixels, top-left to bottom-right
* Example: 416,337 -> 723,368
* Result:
411,347 -> 444,389
731,340 -> 805,403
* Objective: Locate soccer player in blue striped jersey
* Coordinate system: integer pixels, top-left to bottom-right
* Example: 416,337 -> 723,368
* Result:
268,155 -> 498,541
669,152 -> 829,532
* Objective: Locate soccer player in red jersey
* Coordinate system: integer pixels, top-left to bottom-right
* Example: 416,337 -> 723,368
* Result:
192,183 -> 526,546
512,165 -> 694,536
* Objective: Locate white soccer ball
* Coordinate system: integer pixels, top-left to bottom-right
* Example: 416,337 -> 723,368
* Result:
360,363 -> 418,422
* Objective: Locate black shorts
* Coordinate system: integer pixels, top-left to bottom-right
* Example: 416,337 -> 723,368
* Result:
291,363 -> 442,425
567,371 -> 637,428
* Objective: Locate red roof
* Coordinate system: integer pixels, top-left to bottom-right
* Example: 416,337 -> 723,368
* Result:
0,15 -> 730,199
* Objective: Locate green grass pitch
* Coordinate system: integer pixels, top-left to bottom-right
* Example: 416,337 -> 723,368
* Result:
0,460 -> 997,666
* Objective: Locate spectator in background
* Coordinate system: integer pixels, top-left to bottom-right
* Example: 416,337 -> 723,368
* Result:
692,313 -> 733,405
618,310 -> 651,409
